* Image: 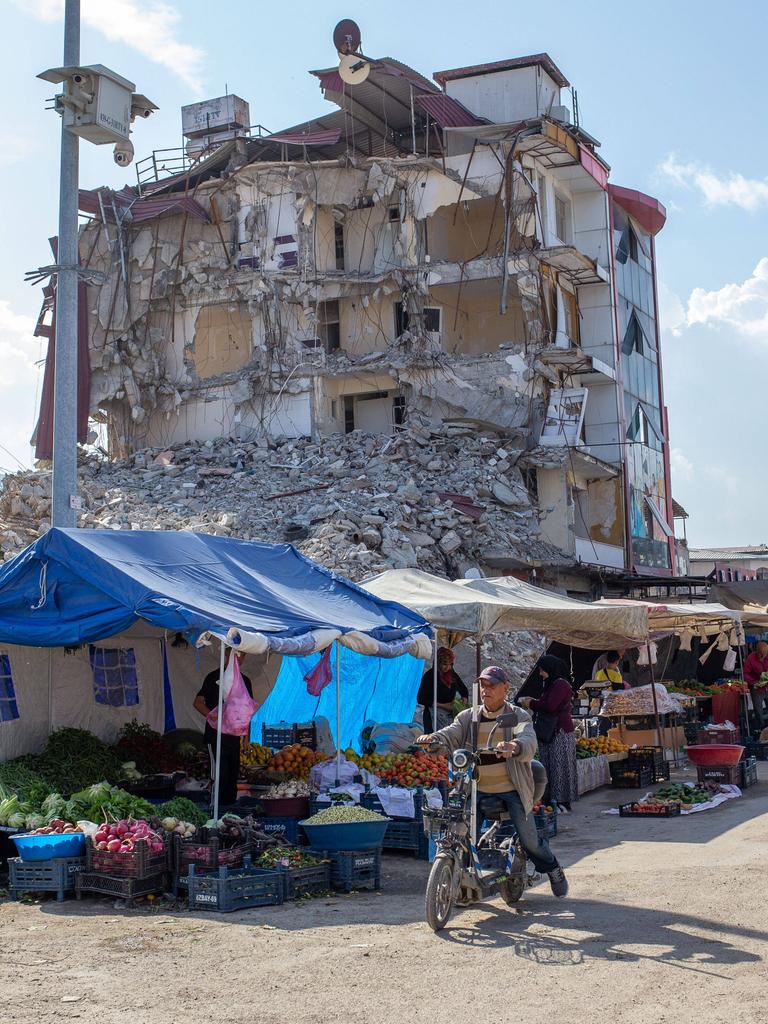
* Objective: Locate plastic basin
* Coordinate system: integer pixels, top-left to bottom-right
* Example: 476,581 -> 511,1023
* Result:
13,832 -> 86,861
685,744 -> 744,766
299,818 -> 390,851
260,796 -> 309,818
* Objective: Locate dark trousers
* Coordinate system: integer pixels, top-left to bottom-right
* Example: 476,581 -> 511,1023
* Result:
206,732 -> 242,806
477,789 -> 559,874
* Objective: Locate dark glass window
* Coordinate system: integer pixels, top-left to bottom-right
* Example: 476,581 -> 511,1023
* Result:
0,654 -> 19,723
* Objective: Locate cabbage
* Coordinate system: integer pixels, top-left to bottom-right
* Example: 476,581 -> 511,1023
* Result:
7,811 -> 26,829
24,813 -> 45,830
41,793 -> 67,819
0,795 -> 21,825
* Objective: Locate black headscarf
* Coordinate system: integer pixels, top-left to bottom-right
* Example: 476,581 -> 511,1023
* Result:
537,655 -> 570,683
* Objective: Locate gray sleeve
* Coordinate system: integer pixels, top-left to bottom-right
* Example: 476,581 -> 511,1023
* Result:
430,709 -> 469,754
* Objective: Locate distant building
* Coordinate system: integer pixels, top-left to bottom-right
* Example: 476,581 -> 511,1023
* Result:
688,546 -> 768,581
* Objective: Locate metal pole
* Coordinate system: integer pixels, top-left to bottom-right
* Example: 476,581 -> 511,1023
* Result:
409,85 -> 417,155
432,638 -> 438,734
335,642 -> 341,786
212,639 -> 226,821
52,0 -> 81,528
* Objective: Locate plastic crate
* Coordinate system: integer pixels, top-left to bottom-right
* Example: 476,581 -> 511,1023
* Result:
382,819 -> 428,858
740,756 -> 759,789
307,847 -> 381,893
618,802 -> 682,818
256,816 -> 302,846
186,860 -> 283,912
610,764 -> 654,788
627,746 -> 665,768
262,723 -> 296,750
279,862 -> 332,900
172,835 -> 252,893
85,836 -> 169,879
652,761 -> 671,783
9,856 -> 84,902
124,774 -> 178,801
744,741 -> 768,762
534,806 -> 558,839
75,870 -> 169,904
696,764 -> 741,786
697,727 -> 740,745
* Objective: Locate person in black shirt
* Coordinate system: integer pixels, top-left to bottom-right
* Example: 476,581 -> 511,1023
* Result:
193,651 -> 254,806
417,646 -> 469,733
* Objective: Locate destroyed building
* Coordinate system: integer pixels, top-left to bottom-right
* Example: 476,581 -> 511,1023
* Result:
21,47 -> 678,594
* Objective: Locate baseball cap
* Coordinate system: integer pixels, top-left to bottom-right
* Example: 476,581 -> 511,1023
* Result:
477,665 -> 509,685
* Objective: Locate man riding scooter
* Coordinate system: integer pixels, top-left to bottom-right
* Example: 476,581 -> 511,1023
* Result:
417,664 -> 568,899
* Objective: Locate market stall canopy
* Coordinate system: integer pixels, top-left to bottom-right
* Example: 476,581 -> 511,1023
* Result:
0,529 -> 431,656
596,597 -> 742,634
362,569 -> 648,648
711,581 -> 768,629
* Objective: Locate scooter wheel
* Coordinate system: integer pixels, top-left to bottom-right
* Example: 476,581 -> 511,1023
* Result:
497,876 -> 525,905
425,854 -> 455,932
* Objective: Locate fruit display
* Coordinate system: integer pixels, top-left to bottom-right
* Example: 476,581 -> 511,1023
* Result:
268,744 -> 332,778
576,737 -> 629,759
240,742 -> 272,769
601,684 -> 682,716
532,802 -> 555,815
92,818 -> 165,854
302,804 -> 387,825
374,750 -> 449,788
666,679 -> 750,697
21,819 -> 82,836
263,780 -> 310,799
626,781 -> 724,815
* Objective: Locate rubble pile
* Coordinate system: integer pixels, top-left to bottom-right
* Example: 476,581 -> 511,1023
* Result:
0,423 -> 567,684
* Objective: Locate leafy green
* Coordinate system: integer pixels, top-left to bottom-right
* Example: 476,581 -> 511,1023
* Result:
156,797 -> 207,828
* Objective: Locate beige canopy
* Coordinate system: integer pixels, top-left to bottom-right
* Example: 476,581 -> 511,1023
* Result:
596,597 -> 742,635
362,569 -> 649,649
711,581 -> 768,628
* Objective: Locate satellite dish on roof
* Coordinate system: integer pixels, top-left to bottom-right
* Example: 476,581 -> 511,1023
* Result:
333,18 -> 362,55
338,53 -> 370,86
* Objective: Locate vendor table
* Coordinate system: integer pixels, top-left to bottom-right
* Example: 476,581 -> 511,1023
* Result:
577,754 -> 612,795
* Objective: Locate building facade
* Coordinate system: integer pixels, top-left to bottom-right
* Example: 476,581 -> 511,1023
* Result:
34,48 -> 677,584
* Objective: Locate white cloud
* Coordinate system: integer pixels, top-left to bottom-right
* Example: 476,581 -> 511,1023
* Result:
687,258 -> 768,337
17,0 -> 204,92
657,281 -> 687,336
670,448 -> 694,483
658,154 -> 768,212
0,300 -> 44,472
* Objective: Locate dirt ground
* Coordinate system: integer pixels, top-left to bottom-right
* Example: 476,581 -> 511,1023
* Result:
2,763 -> 767,1024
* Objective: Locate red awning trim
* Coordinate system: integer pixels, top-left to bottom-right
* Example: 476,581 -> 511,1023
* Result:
579,145 -> 609,190
414,93 -> 483,128
608,184 -> 667,236
79,187 -> 209,224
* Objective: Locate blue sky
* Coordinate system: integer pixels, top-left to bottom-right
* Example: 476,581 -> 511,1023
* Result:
2,0 -> 767,548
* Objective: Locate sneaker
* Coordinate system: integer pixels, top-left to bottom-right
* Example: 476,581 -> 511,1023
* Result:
557,804 -> 571,815
548,866 -> 569,898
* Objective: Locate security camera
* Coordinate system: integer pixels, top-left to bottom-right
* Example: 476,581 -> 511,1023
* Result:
113,137 -> 134,167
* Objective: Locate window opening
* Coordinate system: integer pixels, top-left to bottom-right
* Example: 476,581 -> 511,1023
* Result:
395,302 -> 441,336
89,646 -> 139,707
388,205 -> 401,222
334,223 -> 345,271
621,310 -> 646,356
344,396 -> 355,434
318,300 -> 341,352
554,193 -> 570,244
393,395 -> 406,428
0,653 -> 19,723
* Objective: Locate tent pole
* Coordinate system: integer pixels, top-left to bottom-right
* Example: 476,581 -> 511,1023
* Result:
335,641 -> 341,786
648,643 -> 664,754
47,648 -> 53,737
212,639 -> 227,822
432,638 -> 438,735
475,635 -> 482,678
737,641 -> 750,738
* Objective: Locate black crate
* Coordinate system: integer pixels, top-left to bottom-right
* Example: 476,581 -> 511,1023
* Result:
745,741 -> 768,762
610,764 -> 654,788
0,826 -> 23,870
278,862 -> 332,900
262,723 -> 296,749
75,870 -> 169,904
86,836 -> 168,879
740,757 -> 758,789
627,746 -> 665,768
308,847 -> 381,893
9,856 -> 84,902
124,774 -> 177,802
383,819 -> 423,854
652,762 -> 671,783
618,802 -> 682,818
696,764 -> 741,786
186,861 -> 283,912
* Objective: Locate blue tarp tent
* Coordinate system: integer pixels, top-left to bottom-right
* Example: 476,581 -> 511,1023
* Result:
0,528 -> 429,647
0,529 -> 431,772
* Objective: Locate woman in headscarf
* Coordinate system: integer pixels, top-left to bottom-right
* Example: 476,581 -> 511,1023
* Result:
518,655 -> 578,813
417,646 -> 469,733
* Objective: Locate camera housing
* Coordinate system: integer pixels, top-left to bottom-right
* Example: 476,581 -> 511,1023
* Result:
113,138 -> 135,167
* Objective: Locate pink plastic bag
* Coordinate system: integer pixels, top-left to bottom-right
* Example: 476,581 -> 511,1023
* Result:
206,655 -> 258,736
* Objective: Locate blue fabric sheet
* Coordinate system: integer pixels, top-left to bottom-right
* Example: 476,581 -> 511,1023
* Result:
249,646 -> 422,752
0,528 -> 429,647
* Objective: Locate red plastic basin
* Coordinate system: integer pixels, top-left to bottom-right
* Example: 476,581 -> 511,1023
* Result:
685,744 -> 744,766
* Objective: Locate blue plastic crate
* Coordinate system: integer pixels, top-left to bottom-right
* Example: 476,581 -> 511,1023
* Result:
745,741 -> 768,762
278,861 -> 332,900
256,816 -> 302,846
383,819 -> 424,855
534,806 -> 558,839
307,847 -> 381,893
9,856 -> 84,902
187,861 -> 283,913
